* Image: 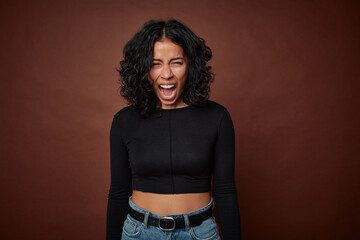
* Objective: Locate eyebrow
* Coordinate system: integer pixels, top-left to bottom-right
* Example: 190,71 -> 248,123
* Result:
152,57 -> 185,62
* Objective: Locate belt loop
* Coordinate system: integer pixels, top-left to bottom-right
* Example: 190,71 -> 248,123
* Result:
143,211 -> 149,228
183,214 -> 190,231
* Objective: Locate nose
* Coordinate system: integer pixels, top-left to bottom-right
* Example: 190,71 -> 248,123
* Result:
160,64 -> 174,80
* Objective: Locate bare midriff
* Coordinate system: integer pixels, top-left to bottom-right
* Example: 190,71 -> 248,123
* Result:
131,190 -> 211,215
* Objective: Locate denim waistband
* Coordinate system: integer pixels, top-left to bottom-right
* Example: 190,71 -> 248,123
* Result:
128,195 -> 214,219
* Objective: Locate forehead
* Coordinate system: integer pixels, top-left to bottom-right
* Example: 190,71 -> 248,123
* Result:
153,38 -> 185,58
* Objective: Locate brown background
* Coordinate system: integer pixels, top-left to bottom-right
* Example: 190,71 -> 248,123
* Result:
1,0 -> 359,239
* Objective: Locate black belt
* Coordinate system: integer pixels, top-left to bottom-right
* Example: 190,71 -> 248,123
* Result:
128,206 -> 212,231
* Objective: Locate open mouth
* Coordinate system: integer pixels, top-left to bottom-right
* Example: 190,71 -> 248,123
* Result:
159,84 -> 176,100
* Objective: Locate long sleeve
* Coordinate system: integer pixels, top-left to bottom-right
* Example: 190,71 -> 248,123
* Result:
213,108 -> 242,239
106,113 -> 132,240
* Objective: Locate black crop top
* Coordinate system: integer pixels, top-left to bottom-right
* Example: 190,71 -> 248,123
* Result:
106,100 -> 241,239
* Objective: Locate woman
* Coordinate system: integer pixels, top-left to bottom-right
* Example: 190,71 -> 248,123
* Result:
106,19 -> 241,240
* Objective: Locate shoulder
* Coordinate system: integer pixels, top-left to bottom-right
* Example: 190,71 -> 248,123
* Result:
202,100 -> 230,117
205,100 -> 228,111
191,100 -> 232,127
110,106 -> 139,136
113,105 -> 134,118
204,100 -> 234,128
112,105 -> 138,125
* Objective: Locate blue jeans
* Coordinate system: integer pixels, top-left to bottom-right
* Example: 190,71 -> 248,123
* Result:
121,196 -> 221,240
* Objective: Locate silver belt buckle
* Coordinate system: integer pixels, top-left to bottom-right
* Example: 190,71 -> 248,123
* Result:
158,216 -> 176,231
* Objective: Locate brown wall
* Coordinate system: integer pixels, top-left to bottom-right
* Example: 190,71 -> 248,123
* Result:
1,0 -> 359,239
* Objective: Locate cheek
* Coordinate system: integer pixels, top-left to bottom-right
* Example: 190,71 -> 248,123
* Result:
179,69 -> 188,86
149,69 -> 161,82
174,67 -> 187,81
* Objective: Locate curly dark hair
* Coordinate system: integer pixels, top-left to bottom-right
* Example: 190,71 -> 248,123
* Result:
117,19 -> 214,117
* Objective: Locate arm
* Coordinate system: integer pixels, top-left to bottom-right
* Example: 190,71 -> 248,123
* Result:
106,113 -> 132,240
213,108 -> 242,239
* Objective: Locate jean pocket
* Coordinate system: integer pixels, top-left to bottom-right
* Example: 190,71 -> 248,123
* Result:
189,215 -> 219,240
122,214 -> 144,238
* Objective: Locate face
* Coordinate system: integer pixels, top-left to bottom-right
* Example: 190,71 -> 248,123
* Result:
148,38 -> 188,109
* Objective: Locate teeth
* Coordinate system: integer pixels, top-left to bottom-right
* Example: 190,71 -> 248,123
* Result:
160,84 -> 175,88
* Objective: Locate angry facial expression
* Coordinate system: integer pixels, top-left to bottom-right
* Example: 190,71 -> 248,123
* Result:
148,38 -> 188,109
